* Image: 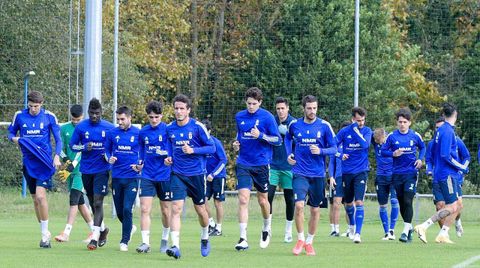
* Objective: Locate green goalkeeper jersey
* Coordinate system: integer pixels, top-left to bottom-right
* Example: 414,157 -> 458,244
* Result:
61,122 -> 83,191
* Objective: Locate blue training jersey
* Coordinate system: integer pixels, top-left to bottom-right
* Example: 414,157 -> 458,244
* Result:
284,117 -> 337,177
166,118 -> 215,176
381,129 -> 426,175
69,119 -> 115,174
235,108 -> 282,166
138,122 -> 171,182
206,136 -> 227,178
432,122 -> 468,182
328,144 -> 343,178
336,122 -> 372,174
271,114 -> 295,170
372,139 -> 393,176
425,140 -> 434,176
105,125 -> 141,179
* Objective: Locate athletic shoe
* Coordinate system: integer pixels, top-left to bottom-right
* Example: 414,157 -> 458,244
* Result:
40,232 -> 51,248
399,233 -> 408,243
435,234 -> 454,244
98,227 -> 109,247
455,224 -> 464,238
329,231 -> 339,237
235,238 -> 249,251
208,225 -> 217,235
382,233 -> 390,241
348,226 -> 355,240
292,240 -> 304,255
388,230 -> 396,240
119,243 -> 128,252
200,239 -> 210,257
259,230 -> 271,249
414,225 -> 428,244
341,228 -> 349,237
136,243 -> 151,253
284,232 -> 293,243
54,232 -> 69,242
166,246 -> 181,259
407,229 -> 414,242
353,233 -> 361,243
130,225 -> 137,240
87,239 -> 98,250
160,239 -> 168,253
210,228 -> 223,236
304,243 -> 316,256
83,232 -> 94,243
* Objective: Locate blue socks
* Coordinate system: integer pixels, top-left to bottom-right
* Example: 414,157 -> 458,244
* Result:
345,205 -> 355,226
379,206 -> 389,233
355,205 -> 364,234
390,198 -> 399,231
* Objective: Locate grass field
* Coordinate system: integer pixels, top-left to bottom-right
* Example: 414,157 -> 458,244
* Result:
1,189 -> 479,268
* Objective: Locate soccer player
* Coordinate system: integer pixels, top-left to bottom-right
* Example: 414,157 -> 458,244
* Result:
372,128 -> 398,240
70,98 -> 115,250
202,119 -> 228,237
8,90 -> 62,248
55,104 -> 94,243
267,97 -> 295,243
233,87 -> 281,251
381,107 -> 425,243
105,106 -> 140,251
136,101 -> 171,254
164,94 -> 215,258
415,103 -> 467,243
285,95 -> 336,256
335,107 -> 372,243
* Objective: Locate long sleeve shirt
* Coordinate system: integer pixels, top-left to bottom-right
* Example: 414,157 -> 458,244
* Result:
372,139 -> 393,177
271,114 -> 295,170
138,122 -> 171,182
206,136 -> 228,178
105,125 -> 141,179
336,122 -> 372,174
381,129 -> 426,175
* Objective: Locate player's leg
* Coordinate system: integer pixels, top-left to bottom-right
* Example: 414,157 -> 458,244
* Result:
159,180 -> 172,252
35,181 -> 51,248
455,196 -> 463,237
252,165 -> 271,249
352,172 -> 367,243
388,184 -> 399,239
119,178 -> 138,251
205,180 -> 216,233
77,194 -> 94,242
292,175 -> 308,255
235,164 -> 253,250
304,177 -> 324,255
55,188 -> 81,242
166,174 -> 186,258
281,171 -> 294,242
268,169 -> 280,218
211,177 -> 225,236
376,183 -> 390,239
342,174 -> 355,239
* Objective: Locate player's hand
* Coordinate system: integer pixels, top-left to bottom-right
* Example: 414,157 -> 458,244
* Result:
182,144 -> 194,154
164,157 -> 173,166
12,137 -> 20,144
108,156 -> 117,164
131,163 -> 143,172
232,140 -> 240,152
278,124 -> 288,135
207,174 -> 214,182
53,155 -> 62,170
57,170 -> 70,182
87,142 -> 94,151
393,149 -> 404,157
329,177 -> 336,189
309,144 -> 320,155
287,154 -> 296,165
414,159 -> 423,169
250,125 -> 260,139
342,154 -> 349,160
64,160 -> 75,172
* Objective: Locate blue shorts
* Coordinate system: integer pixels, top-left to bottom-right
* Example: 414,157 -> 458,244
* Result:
376,184 -> 397,205
375,175 -> 393,185
342,171 -> 368,203
23,166 -> 52,194
139,178 -> 172,201
457,182 -> 463,197
433,176 -> 458,205
206,177 -> 226,201
236,164 -> 269,193
292,174 -> 325,208
170,173 -> 206,205
392,173 -> 418,197
82,170 -> 110,196
332,176 -> 344,198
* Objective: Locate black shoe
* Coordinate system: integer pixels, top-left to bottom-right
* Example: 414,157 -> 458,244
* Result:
407,229 -> 414,242
208,225 -> 216,235
330,231 -> 339,237
98,227 -> 109,247
210,228 -> 223,236
39,239 -> 51,248
87,239 -> 98,250
166,246 -> 181,259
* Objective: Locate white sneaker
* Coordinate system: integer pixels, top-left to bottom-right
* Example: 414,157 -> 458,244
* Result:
259,230 -> 271,248
388,230 -> 396,240
120,243 -> 128,252
353,233 -> 361,243
284,232 -> 293,243
348,226 -> 355,240
381,233 -> 390,241
455,224 -> 463,238
130,225 -> 137,240
235,238 -> 249,251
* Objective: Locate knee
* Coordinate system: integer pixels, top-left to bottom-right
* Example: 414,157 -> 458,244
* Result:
171,203 -> 183,216
390,198 -> 399,206
355,200 -> 364,206
295,202 -> 304,213
238,195 -> 249,206
141,205 -> 151,215
258,196 -> 269,207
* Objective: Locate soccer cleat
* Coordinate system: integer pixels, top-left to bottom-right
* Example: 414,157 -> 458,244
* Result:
329,231 -> 339,237
407,229 -> 414,242
388,230 -> 396,240
87,239 -> 98,250
208,225 -> 217,235
120,243 -> 128,252
98,227 -> 109,247
340,228 -> 349,237
83,232 -> 94,243
166,246 -> 181,259
210,228 -> 223,236
136,243 -> 151,253
304,243 -> 316,256
235,238 -> 249,251
353,233 -> 361,243
292,240 -> 304,255
435,234 -> 454,244
414,225 -> 428,244
39,232 -> 51,248
54,232 -> 69,242
348,227 -> 355,240
399,233 -> 408,243
259,230 -> 271,249
284,232 -> 293,243
455,224 -> 464,238
200,239 -> 210,257
160,239 -> 168,253
382,233 -> 390,241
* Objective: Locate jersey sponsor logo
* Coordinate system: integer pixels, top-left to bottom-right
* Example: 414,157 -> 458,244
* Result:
26,129 -> 41,135
399,147 -> 412,152
175,140 -> 190,146
349,143 -> 361,148
90,142 -> 103,147
243,132 -> 254,137
302,138 -> 317,143
130,136 -> 135,143
118,145 -> 131,150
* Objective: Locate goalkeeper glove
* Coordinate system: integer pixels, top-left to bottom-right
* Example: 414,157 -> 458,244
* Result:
58,170 -> 71,182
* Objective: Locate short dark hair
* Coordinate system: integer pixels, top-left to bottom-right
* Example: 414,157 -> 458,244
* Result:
245,87 -> 263,101
145,100 -> 163,114
88,98 -> 102,111
435,116 -> 445,124
275,97 -> 288,106
442,103 -> 457,118
301,95 -> 317,108
340,121 -> 351,129
116,106 -> 132,117
173,94 -> 192,109
352,107 -> 366,117
70,104 -> 83,118
201,119 -> 212,131
395,107 -> 412,121
28,91 -> 44,103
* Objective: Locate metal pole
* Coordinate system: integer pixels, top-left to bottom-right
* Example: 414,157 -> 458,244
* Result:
67,0 -> 73,120
113,0 -> 119,124
354,0 -> 360,107
75,0 -> 81,103
22,71 -> 35,198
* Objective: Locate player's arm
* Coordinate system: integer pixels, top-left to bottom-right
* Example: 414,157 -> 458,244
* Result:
138,132 -> 145,163
319,123 -> 337,156
380,136 -> 394,157
425,141 -> 433,176
440,131 -> 468,172
416,133 -> 426,160
210,139 -> 227,178
351,123 -> 371,148
192,124 -> 216,155
104,131 -> 115,161
260,116 -> 282,146
69,127 -> 86,152
7,111 -> 21,143
457,137 -> 471,169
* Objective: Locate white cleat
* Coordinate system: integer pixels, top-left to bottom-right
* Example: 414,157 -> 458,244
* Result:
235,238 -> 249,251
259,230 -> 271,248
348,226 -> 355,240
353,233 -> 361,244
120,243 -> 128,252
455,224 -> 464,238
414,225 -> 428,244
284,232 -> 293,243
435,234 -> 454,244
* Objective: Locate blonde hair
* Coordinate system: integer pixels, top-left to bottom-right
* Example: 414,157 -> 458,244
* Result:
373,128 -> 386,144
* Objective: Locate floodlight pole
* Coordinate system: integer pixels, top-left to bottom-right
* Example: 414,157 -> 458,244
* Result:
22,71 -> 35,198
354,0 -> 360,107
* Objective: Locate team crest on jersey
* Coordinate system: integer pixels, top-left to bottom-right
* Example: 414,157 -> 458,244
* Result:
115,135 -> 120,142
145,137 -> 149,144
180,133 -> 184,137
40,122 -> 44,129
33,123 -> 35,127
188,132 -> 192,139
307,130 -> 310,134
317,131 -> 321,138
158,135 -> 162,142
85,131 -> 90,139
410,140 -> 414,146
130,136 -> 135,142
102,131 -> 105,137
255,119 -> 259,126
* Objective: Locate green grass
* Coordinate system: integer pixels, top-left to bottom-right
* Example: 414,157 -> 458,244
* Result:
1,189 -> 480,267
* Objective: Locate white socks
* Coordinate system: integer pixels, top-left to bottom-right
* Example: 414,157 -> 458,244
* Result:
141,230 -> 150,245
239,223 -> 248,240
171,231 -> 180,248
64,224 -> 73,236
40,220 -> 49,236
